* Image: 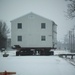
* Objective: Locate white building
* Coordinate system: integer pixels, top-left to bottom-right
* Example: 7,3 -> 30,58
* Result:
11,12 -> 57,49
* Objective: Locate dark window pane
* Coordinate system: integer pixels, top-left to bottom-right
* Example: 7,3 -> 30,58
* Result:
41,36 -> 46,41
41,23 -> 46,29
17,23 -> 22,29
18,36 -> 22,41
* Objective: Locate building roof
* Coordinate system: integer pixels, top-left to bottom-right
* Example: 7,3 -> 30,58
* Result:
11,12 -> 57,26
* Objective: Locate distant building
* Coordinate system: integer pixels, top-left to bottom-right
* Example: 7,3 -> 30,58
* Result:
11,12 -> 57,49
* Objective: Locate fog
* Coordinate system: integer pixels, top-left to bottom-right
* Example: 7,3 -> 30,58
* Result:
0,0 -> 75,42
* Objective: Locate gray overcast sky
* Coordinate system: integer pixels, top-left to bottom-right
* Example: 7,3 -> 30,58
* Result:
0,0 -> 75,42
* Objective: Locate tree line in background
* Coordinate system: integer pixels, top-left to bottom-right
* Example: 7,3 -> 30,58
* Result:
64,26 -> 75,52
63,0 -> 75,52
0,21 -> 10,50
65,0 -> 75,19
57,0 -> 75,52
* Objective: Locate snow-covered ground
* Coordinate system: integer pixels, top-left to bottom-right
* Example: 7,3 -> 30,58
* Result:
54,49 -> 71,55
0,49 -> 75,75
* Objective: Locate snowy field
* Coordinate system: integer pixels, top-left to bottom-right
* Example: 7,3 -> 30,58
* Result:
0,49 -> 75,75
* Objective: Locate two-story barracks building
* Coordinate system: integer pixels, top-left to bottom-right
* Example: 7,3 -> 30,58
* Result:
11,12 -> 57,51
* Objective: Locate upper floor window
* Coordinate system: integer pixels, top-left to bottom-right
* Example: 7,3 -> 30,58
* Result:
41,36 -> 46,41
17,36 -> 22,41
17,23 -> 22,29
41,23 -> 46,29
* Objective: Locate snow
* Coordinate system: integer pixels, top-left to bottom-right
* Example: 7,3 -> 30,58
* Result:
0,50 -> 75,75
54,49 -> 70,55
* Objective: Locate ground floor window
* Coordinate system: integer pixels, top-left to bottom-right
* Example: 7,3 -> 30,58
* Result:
41,36 -> 46,41
17,36 -> 22,41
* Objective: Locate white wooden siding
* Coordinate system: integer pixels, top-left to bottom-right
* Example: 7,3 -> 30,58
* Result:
11,12 -> 57,48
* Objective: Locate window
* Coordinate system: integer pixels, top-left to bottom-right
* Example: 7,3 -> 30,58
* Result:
41,23 -> 46,29
17,23 -> 22,29
41,36 -> 46,41
18,36 -> 22,41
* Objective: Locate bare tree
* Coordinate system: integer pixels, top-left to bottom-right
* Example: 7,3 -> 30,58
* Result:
0,21 -> 10,49
65,0 -> 75,18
